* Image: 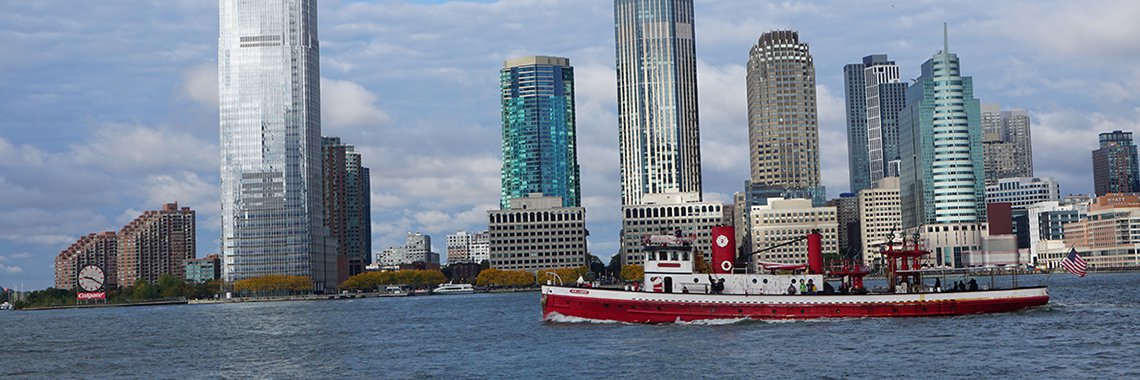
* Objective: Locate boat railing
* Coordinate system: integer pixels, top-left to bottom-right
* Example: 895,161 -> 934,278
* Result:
545,272 -> 565,286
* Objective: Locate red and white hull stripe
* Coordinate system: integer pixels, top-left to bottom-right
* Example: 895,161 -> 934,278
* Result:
541,286 -> 1049,323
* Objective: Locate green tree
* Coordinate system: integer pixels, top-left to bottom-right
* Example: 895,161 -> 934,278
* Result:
606,254 -> 622,276
132,279 -> 158,300
586,254 -> 605,276
157,274 -> 184,298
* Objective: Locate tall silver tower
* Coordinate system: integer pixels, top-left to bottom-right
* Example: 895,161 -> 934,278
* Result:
218,0 -> 334,290
614,0 -> 702,205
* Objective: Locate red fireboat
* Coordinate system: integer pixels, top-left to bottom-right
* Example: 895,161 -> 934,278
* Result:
541,227 -> 1049,323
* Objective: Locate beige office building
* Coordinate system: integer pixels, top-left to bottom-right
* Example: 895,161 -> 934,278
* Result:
857,177 -> 902,266
746,30 -> 821,191
750,198 -> 837,270
488,194 -> 587,271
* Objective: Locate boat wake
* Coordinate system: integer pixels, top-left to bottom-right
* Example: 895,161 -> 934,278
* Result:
674,317 -> 752,325
544,312 -> 624,324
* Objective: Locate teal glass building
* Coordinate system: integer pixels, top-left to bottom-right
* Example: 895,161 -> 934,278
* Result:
899,29 -> 986,229
499,56 -> 580,209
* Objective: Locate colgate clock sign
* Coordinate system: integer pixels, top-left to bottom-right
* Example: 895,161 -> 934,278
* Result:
77,292 -> 106,300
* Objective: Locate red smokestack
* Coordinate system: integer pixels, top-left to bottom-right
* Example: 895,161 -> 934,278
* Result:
807,231 -> 823,275
710,226 -> 735,274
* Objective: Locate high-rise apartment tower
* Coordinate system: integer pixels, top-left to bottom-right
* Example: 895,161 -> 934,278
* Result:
614,0 -> 702,205
1092,130 -> 1139,196
500,56 -> 581,208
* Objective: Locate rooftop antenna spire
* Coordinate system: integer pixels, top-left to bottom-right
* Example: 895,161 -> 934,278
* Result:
943,22 -> 949,54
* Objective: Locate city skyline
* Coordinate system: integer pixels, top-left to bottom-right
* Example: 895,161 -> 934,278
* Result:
1,0 -> 1137,288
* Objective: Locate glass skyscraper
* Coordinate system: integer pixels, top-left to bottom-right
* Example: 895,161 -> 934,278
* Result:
845,55 -> 908,193
218,0 -> 335,290
499,56 -> 581,208
899,29 -> 986,228
614,0 -> 702,205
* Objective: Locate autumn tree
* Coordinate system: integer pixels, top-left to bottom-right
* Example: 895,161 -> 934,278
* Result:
232,275 -> 313,295
475,269 -> 535,287
620,265 -> 644,282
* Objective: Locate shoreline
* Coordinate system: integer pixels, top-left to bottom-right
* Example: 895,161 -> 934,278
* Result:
21,299 -> 188,311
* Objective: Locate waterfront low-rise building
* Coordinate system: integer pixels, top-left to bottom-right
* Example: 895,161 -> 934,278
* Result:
375,233 -> 439,268
185,254 -> 221,283
620,192 -> 733,267
488,194 -> 587,271
921,223 -> 987,268
1060,194 -> 1140,269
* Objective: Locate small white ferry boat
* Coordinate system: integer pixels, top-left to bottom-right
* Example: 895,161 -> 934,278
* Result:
431,283 -> 475,295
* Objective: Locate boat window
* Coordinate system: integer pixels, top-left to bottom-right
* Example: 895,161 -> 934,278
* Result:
669,251 -> 678,261
681,252 -> 689,261
659,252 -> 667,261
646,252 -> 654,261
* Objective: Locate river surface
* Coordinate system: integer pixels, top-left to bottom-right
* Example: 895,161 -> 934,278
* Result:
3,272 -> 1138,379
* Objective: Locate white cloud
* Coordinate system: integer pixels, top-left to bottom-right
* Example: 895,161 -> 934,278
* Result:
71,123 -> 218,173
320,77 -> 391,132
182,62 -> 218,108
0,263 -> 23,274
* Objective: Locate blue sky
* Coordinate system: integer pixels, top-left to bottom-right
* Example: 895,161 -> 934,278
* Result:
2,0 -> 1137,289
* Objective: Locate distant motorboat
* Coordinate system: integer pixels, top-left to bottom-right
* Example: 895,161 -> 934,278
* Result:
0,301 -> 12,310
431,283 -> 475,295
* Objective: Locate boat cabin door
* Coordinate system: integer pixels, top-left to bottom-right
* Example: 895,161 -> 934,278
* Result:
664,277 -> 673,293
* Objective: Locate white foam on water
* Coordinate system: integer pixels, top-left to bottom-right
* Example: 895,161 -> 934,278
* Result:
544,311 -> 624,324
675,317 -> 752,325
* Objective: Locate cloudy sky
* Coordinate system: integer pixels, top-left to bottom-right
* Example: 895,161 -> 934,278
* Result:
2,0 -> 1137,289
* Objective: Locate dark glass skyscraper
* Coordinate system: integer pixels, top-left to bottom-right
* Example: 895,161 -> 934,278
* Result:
845,54 -> 908,193
843,62 -> 870,193
1092,130 -> 1139,196
499,56 -> 580,208
614,0 -> 701,205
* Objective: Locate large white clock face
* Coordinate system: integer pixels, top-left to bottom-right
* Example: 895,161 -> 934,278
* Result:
77,265 -> 105,292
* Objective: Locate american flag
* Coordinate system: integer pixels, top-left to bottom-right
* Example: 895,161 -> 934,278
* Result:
1060,248 -> 1087,277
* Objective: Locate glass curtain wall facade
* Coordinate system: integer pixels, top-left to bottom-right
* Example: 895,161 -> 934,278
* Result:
899,30 -> 986,228
219,0 -> 335,290
499,56 -> 581,208
843,63 -> 870,194
614,0 -> 702,205
746,30 -> 824,203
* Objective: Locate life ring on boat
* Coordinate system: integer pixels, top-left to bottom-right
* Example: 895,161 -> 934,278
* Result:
721,260 -> 733,272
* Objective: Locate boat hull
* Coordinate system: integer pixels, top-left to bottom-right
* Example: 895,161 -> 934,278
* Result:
541,286 -> 1049,323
